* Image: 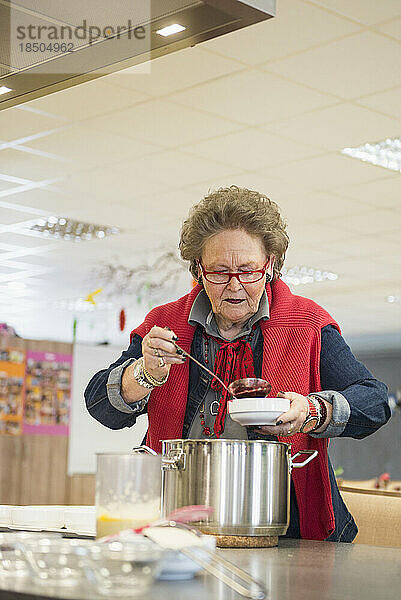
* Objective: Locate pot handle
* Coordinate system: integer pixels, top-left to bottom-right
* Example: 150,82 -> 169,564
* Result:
291,449 -> 318,469
132,445 -> 158,456
161,451 -> 186,471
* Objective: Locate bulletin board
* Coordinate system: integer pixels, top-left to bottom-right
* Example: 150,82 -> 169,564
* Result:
0,348 -> 25,435
23,351 -> 72,436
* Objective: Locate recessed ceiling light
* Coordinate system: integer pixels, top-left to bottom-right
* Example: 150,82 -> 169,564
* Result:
282,265 -> 338,286
30,217 -> 121,241
387,295 -> 401,303
156,23 -> 186,37
0,86 -> 12,95
342,137 -> 401,173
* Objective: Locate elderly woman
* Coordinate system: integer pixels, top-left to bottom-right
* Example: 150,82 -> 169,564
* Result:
85,186 -> 389,543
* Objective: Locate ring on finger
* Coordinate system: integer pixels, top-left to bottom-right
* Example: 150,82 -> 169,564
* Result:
287,422 -> 294,435
158,357 -> 165,368
154,348 -> 160,358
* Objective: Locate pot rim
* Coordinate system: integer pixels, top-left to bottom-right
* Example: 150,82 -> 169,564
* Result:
161,438 -> 290,447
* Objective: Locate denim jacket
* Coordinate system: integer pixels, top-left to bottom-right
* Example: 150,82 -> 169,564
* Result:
85,325 -> 390,542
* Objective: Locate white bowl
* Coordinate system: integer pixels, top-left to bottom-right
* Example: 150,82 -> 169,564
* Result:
11,506 -> 66,529
64,506 -> 96,535
228,397 -> 290,426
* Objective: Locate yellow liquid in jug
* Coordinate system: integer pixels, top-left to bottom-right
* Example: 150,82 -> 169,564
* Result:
96,515 -> 152,538
96,499 -> 160,538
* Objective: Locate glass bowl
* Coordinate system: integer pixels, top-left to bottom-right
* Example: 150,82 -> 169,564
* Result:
228,378 -> 272,399
23,537 -> 91,586
0,532 -> 37,578
86,538 -> 163,597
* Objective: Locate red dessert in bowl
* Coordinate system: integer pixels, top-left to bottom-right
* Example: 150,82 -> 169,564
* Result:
228,378 -> 272,399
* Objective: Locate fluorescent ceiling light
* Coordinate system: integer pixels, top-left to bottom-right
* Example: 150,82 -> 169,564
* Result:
156,23 -> 186,37
0,86 -> 12,95
282,265 -> 338,286
342,137 -> 401,173
30,217 -> 121,241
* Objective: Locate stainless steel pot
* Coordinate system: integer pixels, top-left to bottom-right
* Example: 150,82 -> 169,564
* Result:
160,439 -> 317,537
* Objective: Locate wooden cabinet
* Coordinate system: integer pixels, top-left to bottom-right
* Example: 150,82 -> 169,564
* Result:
67,474 -> 95,505
0,434 -> 68,505
0,435 -> 23,504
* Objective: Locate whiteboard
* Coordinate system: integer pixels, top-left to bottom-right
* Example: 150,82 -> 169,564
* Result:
68,343 -> 148,474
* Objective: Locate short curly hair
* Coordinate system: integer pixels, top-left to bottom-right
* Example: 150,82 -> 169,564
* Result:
179,186 -> 289,282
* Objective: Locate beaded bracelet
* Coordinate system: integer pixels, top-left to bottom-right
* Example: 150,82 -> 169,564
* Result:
310,395 -> 328,430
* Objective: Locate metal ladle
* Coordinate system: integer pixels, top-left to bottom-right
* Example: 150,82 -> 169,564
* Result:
172,341 -> 233,396
172,342 -> 272,399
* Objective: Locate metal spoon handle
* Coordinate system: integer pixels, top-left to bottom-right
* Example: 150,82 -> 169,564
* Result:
173,342 -> 232,396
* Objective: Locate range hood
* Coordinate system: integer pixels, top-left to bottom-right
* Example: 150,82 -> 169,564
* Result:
0,0 -> 275,111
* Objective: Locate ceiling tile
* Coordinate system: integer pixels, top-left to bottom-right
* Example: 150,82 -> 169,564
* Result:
0,148 -> 78,180
50,167 -> 173,209
5,187 -> 75,213
184,172 -> 319,206
0,107 -> 62,142
0,180 -> 16,192
170,69 -> 336,126
202,0 -> 361,64
63,202 -> 145,230
356,87 -> 401,119
264,32 -> 401,99
85,99 -> 242,146
322,234 -> 401,260
280,191 -> 368,223
264,102 -> 400,150
26,125 -> 163,168
376,16 -> 401,41
286,219 -> 354,246
184,129 -> 323,170
284,244 -> 346,267
308,0 -> 401,25
0,206 -> 41,225
333,176 -> 401,209
128,189 -> 198,223
111,151 -> 240,188
321,207 -> 401,236
258,153 -> 396,190
27,78 -> 150,121
105,45 -> 244,96
0,232 -> 56,248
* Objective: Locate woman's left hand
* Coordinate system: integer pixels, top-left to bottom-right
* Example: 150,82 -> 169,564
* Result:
256,391 -> 309,437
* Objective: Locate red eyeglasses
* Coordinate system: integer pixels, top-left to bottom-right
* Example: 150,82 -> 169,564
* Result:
198,261 -> 270,284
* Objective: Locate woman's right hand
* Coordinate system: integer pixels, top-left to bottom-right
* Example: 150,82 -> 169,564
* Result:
142,326 -> 185,381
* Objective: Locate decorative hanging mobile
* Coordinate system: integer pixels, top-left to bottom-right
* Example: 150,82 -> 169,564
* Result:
119,309 -> 126,332
94,251 -> 187,306
85,288 -> 103,305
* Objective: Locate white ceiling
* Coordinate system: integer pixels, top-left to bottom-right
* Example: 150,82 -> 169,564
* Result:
0,0 -> 400,348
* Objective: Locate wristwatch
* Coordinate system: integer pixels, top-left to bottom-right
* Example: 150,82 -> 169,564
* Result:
132,357 -> 154,390
300,396 -> 320,433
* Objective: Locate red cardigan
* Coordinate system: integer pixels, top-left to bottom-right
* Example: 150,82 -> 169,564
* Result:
131,279 -> 339,540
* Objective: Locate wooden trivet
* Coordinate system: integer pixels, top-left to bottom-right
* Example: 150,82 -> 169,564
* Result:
212,534 -> 279,548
